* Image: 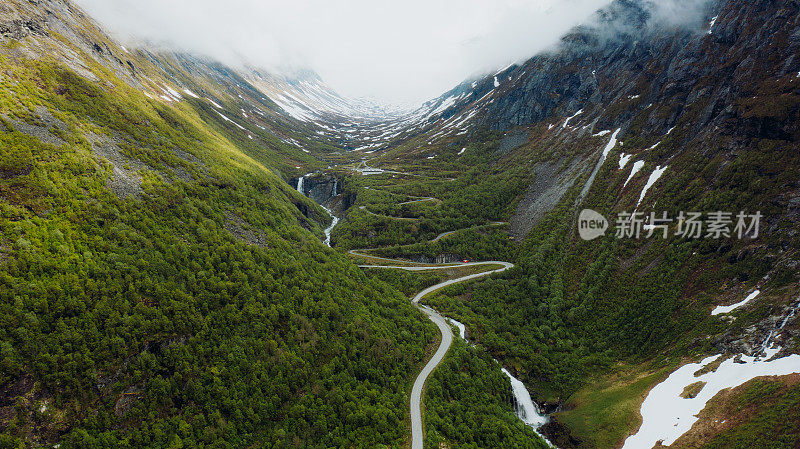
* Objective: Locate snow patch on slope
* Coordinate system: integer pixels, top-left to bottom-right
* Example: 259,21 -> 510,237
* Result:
562,109 -> 583,129
619,153 -> 632,170
602,128 -> 621,160
712,290 -> 761,316
623,160 -> 645,188
623,300 -> 800,449
636,165 -> 668,206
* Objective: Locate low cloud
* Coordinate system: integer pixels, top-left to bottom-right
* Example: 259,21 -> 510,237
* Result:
644,0 -> 713,29
75,0 -> 617,104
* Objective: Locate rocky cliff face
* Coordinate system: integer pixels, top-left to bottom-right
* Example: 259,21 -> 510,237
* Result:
401,0 -> 800,242
480,0 -> 799,135
418,0 -> 800,142
298,175 -> 340,206
0,0 -> 396,180
377,2 -> 800,445
0,0 -> 141,84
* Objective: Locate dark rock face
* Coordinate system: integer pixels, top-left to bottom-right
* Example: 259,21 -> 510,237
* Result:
299,175 -> 339,206
410,254 -> 465,264
341,190 -> 358,212
540,418 -> 583,449
0,19 -> 46,39
496,129 -> 529,154
435,0 -> 800,144
508,158 -> 584,240
460,2 -> 800,442
713,300 -> 800,357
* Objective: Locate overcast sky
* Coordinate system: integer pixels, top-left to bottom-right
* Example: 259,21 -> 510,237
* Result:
74,0 -> 616,104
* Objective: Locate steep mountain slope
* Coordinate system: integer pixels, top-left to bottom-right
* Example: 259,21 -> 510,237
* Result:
333,0 -> 800,447
0,1 -> 438,448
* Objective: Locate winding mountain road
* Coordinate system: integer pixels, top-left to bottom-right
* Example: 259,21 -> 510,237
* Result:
359,258 -> 513,449
347,221 -> 510,262
320,180 -> 516,447
431,221 -> 508,243
399,196 -> 441,206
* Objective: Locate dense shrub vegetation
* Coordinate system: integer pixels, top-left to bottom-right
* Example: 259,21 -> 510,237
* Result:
423,340 -> 549,449
0,54 -> 435,448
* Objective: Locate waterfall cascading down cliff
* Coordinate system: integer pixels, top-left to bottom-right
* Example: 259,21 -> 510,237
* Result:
296,173 -> 338,247
501,369 -> 555,447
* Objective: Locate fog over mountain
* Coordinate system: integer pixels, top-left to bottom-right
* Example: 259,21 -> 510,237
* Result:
74,0 -> 618,104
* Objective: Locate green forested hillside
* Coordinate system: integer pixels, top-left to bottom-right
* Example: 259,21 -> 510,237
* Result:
327,36 -> 800,443
423,340 -> 549,449
0,38 -> 435,448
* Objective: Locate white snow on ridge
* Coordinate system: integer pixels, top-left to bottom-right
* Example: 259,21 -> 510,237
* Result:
712,290 -> 761,316
708,16 -> 719,34
494,63 -> 514,75
578,128 -> 622,200
602,128 -> 622,159
430,94 -> 458,116
164,86 -> 183,101
624,299 -> 800,449
267,92 -> 315,122
207,98 -> 223,109
593,130 -> 612,137
157,85 -> 183,103
183,89 -> 200,99
216,112 -> 247,131
636,165 -> 668,206
458,147 -> 466,155
494,76 -> 500,88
